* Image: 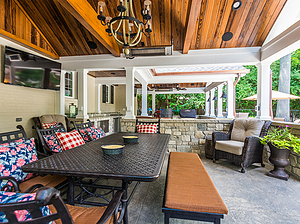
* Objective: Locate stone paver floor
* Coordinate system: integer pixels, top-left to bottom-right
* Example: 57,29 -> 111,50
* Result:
72,154 -> 300,224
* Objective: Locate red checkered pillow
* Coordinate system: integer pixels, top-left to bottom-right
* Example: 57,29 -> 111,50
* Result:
136,124 -> 157,133
55,130 -> 85,151
41,121 -> 57,129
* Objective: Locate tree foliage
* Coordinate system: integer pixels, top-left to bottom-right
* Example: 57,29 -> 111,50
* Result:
137,49 -> 300,115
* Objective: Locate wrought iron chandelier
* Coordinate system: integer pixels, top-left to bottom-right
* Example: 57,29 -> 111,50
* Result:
97,0 -> 152,50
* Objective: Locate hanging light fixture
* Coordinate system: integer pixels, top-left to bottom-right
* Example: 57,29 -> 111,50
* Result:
97,0 -> 152,51
221,92 -> 227,98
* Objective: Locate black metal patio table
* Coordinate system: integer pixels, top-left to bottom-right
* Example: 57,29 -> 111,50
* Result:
22,132 -> 170,224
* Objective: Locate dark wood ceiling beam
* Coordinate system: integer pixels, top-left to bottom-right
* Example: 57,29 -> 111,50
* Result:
0,29 -> 59,59
183,0 -> 202,53
57,0 -> 120,57
13,0 -> 59,56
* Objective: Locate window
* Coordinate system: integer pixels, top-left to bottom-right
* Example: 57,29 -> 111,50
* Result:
102,85 -> 108,103
65,72 -> 74,97
111,85 -> 114,104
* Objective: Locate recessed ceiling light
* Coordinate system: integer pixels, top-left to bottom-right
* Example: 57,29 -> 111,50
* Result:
87,41 -> 97,49
222,32 -> 233,41
232,0 -> 242,10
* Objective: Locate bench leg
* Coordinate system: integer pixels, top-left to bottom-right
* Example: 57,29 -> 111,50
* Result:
164,213 -> 170,224
214,218 -> 220,224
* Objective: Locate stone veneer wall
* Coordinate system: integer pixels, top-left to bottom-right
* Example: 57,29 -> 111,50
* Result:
120,118 -> 232,154
121,119 -> 300,180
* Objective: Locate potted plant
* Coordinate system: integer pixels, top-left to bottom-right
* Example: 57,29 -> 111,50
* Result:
260,125 -> 300,180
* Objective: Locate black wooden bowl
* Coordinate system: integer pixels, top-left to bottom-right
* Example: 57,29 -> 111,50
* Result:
101,144 -> 125,155
123,136 -> 139,143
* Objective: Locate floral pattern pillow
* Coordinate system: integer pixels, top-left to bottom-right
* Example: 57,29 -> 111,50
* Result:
88,126 -> 106,140
0,138 -> 38,187
0,138 -> 25,149
79,129 -> 93,142
43,135 -> 62,153
0,191 -> 53,223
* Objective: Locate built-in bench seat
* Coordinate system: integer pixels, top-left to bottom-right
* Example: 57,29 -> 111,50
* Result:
162,152 -> 228,224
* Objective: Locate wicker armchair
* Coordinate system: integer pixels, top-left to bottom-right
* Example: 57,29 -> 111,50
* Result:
0,177 -> 125,224
212,119 -> 272,173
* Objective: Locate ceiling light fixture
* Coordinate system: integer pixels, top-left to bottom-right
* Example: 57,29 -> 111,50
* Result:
222,32 -> 233,41
97,0 -> 152,50
232,0 -> 242,10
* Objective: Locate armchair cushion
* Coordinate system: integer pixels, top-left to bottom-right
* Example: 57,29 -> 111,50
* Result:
231,119 -> 264,142
43,135 -> 63,153
136,124 -> 158,133
41,121 -> 57,129
215,140 -> 245,155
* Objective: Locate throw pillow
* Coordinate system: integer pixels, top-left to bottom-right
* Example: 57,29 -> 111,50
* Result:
0,138 -> 38,187
0,138 -> 25,148
41,121 -> 57,129
89,126 -> 106,140
136,124 -> 157,133
0,191 -> 53,223
43,135 -> 63,153
79,129 -> 93,142
55,130 -> 85,151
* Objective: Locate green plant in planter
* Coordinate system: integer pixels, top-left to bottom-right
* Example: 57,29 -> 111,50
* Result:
260,125 -> 300,155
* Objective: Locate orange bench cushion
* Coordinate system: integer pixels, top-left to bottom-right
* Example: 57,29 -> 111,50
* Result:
165,152 -> 228,215
19,175 -> 67,192
50,204 -> 113,224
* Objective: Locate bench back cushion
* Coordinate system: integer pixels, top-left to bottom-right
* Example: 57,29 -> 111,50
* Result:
231,119 -> 264,142
165,152 -> 228,214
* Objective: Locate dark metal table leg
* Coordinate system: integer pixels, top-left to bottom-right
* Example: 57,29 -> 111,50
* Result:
122,181 -> 129,224
67,177 -> 75,205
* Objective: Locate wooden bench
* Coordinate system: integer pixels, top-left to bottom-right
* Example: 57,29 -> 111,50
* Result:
162,152 -> 228,224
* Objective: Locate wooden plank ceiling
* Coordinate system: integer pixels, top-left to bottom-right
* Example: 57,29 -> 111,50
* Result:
1,0 -> 287,57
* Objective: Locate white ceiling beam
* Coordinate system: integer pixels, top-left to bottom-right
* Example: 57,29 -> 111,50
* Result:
60,47 -> 261,70
136,88 -> 205,95
261,20 -> 300,62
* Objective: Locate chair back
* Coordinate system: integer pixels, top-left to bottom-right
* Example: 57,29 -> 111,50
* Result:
136,118 -> 161,133
35,124 -> 66,155
71,119 -> 94,131
0,187 -> 73,224
32,115 -> 70,131
0,125 -> 27,144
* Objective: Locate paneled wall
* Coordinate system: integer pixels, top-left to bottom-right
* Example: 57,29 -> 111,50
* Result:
0,0 -> 56,55
0,44 -> 57,138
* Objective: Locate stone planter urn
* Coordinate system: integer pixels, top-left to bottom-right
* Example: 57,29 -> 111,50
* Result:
267,142 -> 291,181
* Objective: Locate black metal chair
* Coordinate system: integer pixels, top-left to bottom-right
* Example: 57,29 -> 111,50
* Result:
35,124 -> 66,156
135,118 -> 161,133
71,119 -> 94,131
0,177 -> 125,224
0,125 -> 27,144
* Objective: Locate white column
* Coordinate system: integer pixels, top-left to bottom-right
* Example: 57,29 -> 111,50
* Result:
227,79 -> 234,119
141,83 -> 148,116
76,69 -> 89,119
256,62 -> 272,120
125,67 -> 136,119
96,84 -> 101,114
217,85 -> 223,117
205,92 -> 210,116
152,93 -> 156,113
59,70 -> 66,115
210,89 -> 215,117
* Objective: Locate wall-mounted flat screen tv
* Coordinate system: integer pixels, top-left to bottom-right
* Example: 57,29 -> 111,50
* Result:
2,46 -> 61,90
